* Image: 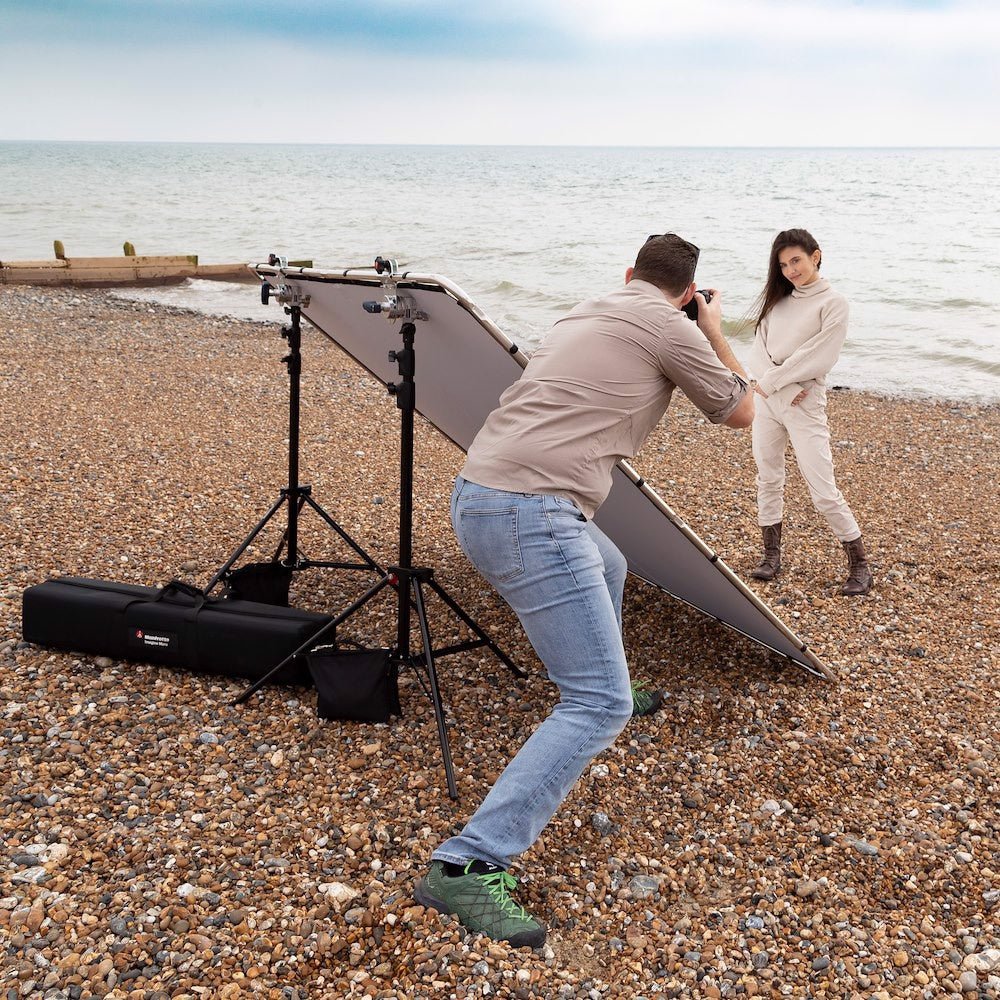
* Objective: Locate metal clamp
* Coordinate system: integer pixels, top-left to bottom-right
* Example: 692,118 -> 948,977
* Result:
261,280 -> 310,309
362,254 -> 426,322
362,293 -> 426,321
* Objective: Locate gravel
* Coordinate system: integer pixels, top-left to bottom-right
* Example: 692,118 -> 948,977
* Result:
1,285 -> 998,998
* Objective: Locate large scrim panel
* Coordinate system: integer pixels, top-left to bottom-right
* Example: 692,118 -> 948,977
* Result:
253,262 -> 833,680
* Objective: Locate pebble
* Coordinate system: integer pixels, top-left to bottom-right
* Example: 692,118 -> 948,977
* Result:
794,878 -> 819,898
963,950 -> 1000,973
959,970 -> 977,992
627,875 -> 660,899
591,811 -> 615,836
319,882 -> 359,905
11,867 -> 48,885
850,838 -> 880,856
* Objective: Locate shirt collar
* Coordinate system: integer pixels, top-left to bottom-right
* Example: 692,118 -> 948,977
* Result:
626,277 -> 670,300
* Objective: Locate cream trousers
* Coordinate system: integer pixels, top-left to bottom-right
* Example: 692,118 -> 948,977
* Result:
751,384 -> 861,542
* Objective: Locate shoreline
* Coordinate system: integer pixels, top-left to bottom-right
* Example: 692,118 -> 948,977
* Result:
110,280 -> 1000,409
1,285 -> 998,999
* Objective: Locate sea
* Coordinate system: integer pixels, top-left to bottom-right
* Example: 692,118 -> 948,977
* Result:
2,141 -> 998,403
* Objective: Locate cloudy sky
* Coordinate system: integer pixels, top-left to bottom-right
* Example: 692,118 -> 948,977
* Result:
1,0 -> 997,146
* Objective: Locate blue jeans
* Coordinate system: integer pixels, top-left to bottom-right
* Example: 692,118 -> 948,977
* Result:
433,476 -> 633,870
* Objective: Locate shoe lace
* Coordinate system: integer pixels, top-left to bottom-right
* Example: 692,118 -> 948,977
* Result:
631,680 -> 652,708
473,868 -> 530,921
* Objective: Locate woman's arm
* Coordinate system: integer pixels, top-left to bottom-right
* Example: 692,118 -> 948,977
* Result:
756,296 -> 849,397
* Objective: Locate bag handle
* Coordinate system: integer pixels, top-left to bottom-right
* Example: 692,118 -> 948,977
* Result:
153,579 -> 207,611
313,635 -> 381,655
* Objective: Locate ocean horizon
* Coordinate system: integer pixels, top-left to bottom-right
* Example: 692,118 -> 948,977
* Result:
2,141 -> 999,403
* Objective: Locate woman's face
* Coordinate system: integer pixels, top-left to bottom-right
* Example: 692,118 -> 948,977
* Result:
778,245 -> 821,288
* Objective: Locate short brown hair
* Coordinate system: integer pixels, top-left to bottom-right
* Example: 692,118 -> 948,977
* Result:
632,233 -> 699,296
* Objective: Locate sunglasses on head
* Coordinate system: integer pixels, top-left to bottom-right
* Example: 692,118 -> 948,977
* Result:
646,233 -> 700,265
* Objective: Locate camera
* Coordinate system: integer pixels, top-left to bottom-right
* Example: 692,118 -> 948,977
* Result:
682,289 -> 713,322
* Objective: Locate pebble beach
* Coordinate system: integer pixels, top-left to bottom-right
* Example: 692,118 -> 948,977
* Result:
1,284 -> 998,999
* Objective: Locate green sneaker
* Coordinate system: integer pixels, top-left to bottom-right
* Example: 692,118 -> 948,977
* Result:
414,860 -> 546,947
631,680 -> 664,717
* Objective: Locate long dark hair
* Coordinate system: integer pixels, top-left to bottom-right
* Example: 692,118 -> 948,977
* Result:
753,228 -> 822,330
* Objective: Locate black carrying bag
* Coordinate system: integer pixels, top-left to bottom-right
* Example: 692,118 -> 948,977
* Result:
21,576 -> 331,685
307,642 -> 400,723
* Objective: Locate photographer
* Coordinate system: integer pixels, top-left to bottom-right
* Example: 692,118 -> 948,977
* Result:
414,233 -> 753,946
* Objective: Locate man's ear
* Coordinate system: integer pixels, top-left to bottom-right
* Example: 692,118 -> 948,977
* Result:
625,266 -> 635,284
679,281 -> 697,306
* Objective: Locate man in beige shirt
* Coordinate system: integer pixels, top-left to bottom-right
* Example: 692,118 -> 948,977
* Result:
415,234 -> 753,947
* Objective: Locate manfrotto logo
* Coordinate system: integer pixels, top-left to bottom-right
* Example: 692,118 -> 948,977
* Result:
129,626 -> 175,651
137,631 -> 171,647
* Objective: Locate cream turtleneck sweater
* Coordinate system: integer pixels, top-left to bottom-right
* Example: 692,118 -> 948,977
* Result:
747,277 -> 849,403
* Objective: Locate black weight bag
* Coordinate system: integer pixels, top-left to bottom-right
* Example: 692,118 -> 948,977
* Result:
21,576 -> 331,685
307,640 -> 400,723
222,561 -> 294,606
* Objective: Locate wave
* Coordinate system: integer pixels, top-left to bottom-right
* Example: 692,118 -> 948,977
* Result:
910,350 -> 1000,377
938,297 -> 996,309
483,280 -> 568,309
889,296 -> 995,311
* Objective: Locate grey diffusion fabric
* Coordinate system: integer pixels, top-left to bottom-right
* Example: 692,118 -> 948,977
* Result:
253,262 -> 833,680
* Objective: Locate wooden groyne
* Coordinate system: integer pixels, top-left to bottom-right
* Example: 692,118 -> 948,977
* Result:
0,241 -> 288,287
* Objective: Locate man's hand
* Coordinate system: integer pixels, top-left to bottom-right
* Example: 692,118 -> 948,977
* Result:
695,288 -> 723,338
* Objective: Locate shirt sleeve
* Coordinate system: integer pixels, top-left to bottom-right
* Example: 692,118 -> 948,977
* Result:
757,295 -> 849,396
660,318 -> 748,424
747,314 -> 776,382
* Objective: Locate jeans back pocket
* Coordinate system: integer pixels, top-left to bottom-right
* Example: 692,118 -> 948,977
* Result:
457,506 -> 525,583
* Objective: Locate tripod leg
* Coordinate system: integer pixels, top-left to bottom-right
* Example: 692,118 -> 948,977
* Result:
231,574 -> 391,706
205,494 -> 288,594
301,494 -> 385,573
426,577 -> 527,678
411,577 -> 459,800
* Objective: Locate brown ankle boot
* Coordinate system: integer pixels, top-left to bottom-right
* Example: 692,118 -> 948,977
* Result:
841,536 -> 873,595
751,523 -> 782,580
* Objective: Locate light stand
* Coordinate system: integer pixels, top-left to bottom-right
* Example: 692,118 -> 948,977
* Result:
384,319 -> 526,799
204,262 -> 386,596
233,257 -> 525,800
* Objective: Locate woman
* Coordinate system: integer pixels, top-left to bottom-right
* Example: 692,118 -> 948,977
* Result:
747,228 -> 872,596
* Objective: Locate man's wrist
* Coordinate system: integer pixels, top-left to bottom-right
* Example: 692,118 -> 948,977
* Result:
703,328 -> 747,380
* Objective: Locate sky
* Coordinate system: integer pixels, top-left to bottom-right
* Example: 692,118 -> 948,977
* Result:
1,0 -> 998,146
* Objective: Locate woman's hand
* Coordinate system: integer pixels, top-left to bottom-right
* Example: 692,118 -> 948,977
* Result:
753,383 -> 769,399
790,387 -> 810,406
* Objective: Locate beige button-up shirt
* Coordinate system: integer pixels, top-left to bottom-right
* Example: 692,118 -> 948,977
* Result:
461,278 -> 747,519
